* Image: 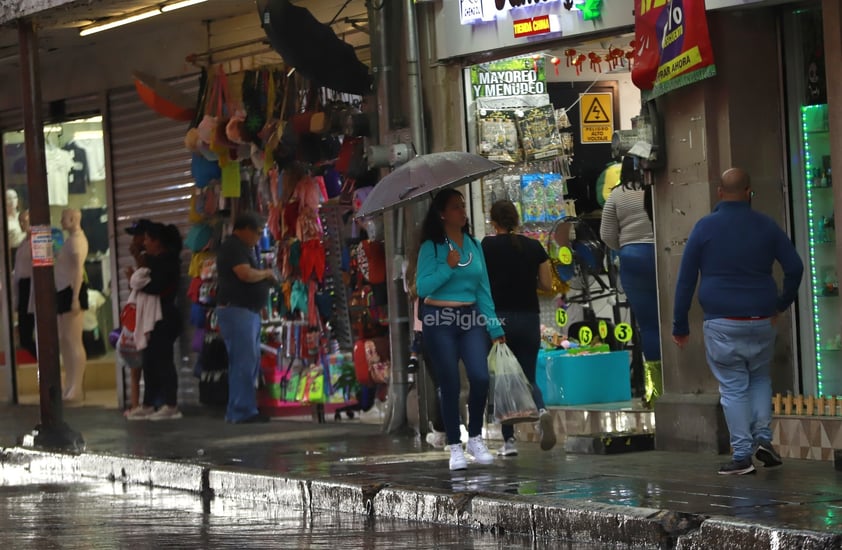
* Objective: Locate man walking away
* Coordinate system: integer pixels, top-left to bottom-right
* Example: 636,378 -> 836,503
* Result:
216,212 -> 276,424
672,168 -> 803,475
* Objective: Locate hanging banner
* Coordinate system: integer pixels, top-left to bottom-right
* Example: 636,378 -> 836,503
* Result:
632,0 -> 716,99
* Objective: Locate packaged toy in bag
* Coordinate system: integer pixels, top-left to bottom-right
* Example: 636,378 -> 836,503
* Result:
520,174 -> 546,223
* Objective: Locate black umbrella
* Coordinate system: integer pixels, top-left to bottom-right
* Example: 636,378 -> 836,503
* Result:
258,0 -> 373,96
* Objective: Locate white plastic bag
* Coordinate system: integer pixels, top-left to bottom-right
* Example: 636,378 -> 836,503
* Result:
488,342 -> 539,425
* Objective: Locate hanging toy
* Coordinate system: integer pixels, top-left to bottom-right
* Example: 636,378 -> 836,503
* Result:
550,56 -> 561,76
564,48 -> 577,67
531,53 -> 542,73
588,52 -> 603,73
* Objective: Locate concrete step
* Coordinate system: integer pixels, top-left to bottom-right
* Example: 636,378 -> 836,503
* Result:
15,354 -> 117,394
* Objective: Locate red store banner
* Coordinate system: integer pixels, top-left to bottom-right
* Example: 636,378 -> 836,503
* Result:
632,0 -> 716,99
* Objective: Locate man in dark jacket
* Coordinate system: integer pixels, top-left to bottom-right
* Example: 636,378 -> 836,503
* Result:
673,168 -> 803,475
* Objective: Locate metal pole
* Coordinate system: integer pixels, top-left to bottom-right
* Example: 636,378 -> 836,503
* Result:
17,19 -> 83,451
405,0 -> 427,155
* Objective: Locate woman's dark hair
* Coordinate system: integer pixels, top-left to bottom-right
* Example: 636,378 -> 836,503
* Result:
489,200 -> 522,250
420,188 -> 471,244
618,156 -> 653,223
146,223 -> 183,254
163,224 -> 183,254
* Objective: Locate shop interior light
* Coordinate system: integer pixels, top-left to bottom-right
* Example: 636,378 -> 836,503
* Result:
161,0 -> 208,12
802,104 -> 824,394
79,8 -> 162,36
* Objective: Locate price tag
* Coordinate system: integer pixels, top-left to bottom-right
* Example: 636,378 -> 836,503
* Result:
558,246 -> 573,265
555,308 -> 568,327
598,320 -> 608,340
578,326 -> 593,346
614,322 -> 633,343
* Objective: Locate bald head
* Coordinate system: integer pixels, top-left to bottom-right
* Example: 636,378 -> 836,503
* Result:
718,168 -> 751,202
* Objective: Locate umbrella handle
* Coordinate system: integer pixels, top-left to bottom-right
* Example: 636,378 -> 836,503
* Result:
398,186 -> 421,200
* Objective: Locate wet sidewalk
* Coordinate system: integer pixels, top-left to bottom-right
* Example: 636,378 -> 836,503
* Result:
1,404 -> 841,549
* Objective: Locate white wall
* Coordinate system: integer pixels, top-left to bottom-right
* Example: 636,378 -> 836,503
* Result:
545,57 -> 641,130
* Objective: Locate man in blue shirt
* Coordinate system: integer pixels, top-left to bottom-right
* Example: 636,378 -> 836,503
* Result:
673,168 -> 803,475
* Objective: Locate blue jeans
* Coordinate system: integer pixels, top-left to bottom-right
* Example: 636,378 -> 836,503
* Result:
421,304 -> 491,446
497,311 -> 544,441
703,318 -> 776,461
619,243 -> 661,361
217,306 -> 262,423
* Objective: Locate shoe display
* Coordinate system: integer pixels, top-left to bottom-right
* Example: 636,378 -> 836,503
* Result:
718,458 -> 756,475
147,406 -> 183,421
538,409 -> 556,451
466,435 -> 495,465
125,406 -> 154,421
497,438 -> 518,456
755,441 -> 783,468
449,445 -> 467,471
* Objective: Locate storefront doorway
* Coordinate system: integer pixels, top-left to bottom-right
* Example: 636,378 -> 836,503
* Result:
1,115 -> 116,406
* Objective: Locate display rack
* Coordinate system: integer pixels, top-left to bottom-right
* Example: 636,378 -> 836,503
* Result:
319,202 -> 354,350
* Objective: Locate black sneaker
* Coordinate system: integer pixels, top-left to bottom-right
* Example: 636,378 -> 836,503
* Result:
755,442 -> 783,468
718,458 -> 756,475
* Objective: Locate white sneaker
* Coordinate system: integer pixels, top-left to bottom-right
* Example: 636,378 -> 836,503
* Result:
148,406 -> 183,421
466,435 -> 495,465
497,438 -> 518,456
538,408 -> 557,451
449,445 -> 467,471
125,406 -> 154,421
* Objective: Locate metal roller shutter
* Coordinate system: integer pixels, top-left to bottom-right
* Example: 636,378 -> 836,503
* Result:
107,73 -> 202,408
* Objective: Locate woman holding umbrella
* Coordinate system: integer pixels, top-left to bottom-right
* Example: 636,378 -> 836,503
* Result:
416,188 -> 505,471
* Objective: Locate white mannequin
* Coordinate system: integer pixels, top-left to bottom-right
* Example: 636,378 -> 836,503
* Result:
55,208 -> 89,401
6,189 -> 26,249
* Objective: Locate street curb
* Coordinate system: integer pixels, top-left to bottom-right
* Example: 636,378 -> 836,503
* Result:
3,447 -> 842,549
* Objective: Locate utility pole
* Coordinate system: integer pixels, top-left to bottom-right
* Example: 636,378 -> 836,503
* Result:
18,19 -> 84,451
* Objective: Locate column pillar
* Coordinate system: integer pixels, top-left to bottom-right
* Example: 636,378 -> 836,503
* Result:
18,19 -> 83,450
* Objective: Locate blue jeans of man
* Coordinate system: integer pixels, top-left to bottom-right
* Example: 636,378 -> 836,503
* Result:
619,243 -> 661,361
217,306 -> 261,423
703,318 -> 776,461
497,311 -> 544,441
421,304 -> 491,446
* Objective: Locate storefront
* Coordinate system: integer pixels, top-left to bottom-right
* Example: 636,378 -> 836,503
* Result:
782,2 -> 840,399
431,1 -> 648,415
433,1 -> 842,445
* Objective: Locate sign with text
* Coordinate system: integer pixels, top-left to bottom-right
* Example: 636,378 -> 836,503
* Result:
513,14 -> 560,38
632,0 -> 716,98
461,0 -> 562,25
470,57 -> 546,98
31,225 -> 53,267
579,92 -> 613,143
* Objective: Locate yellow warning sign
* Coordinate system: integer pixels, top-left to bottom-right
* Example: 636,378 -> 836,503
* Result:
580,93 -> 614,144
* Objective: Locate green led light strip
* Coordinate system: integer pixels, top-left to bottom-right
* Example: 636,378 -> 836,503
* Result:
802,104 -> 824,395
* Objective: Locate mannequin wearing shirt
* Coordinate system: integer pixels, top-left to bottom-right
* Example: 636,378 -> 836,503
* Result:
55,208 -> 89,401
13,210 -> 36,359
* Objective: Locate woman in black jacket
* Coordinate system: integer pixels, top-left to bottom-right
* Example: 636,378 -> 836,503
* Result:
132,223 -> 184,421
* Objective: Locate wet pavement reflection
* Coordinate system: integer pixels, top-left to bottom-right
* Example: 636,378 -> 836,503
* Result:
0,475 -> 606,549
